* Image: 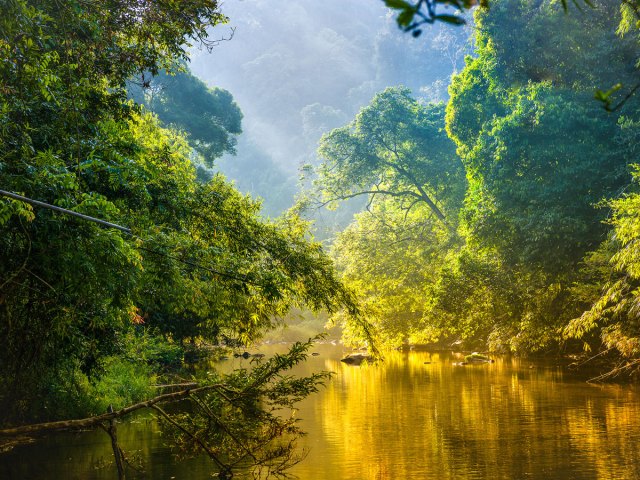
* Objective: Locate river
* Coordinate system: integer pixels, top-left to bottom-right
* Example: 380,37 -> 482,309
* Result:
2,344 -> 640,479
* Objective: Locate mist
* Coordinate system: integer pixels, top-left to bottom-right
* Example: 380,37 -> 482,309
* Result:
189,0 -> 470,216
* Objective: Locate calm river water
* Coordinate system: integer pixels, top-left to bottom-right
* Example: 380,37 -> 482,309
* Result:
2,344 -> 640,479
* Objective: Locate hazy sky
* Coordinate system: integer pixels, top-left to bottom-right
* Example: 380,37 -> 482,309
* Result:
189,0 -> 471,214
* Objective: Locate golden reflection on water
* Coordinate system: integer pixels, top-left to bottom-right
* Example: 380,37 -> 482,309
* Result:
289,346 -> 640,480
2,345 -> 640,479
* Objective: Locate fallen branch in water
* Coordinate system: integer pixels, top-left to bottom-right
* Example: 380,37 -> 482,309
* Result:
0,384 -> 222,439
587,357 -> 640,383
0,338 -> 328,479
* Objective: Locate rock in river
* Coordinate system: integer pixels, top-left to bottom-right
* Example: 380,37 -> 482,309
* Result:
341,353 -> 371,365
464,352 -> 494,364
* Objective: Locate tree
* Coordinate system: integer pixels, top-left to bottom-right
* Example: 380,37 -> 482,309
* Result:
331,197 -> 459,348
446,0 -> 637,274
434,0 -> 640,353
128,68 -> 243,165
315,87 -> 466,232
452,84 -> 631,273
314,88 -> 468,346
564,164 -> 640,379
0,1 -> 369,457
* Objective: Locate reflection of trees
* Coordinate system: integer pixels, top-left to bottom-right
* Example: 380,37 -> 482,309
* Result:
0,342 -> 331,479
311,351 -> 640,479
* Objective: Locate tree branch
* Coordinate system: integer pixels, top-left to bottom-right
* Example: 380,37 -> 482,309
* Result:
390,161 -> 451,228
318,189 -> 423,208
0,384 -> 224,438
150,404 -> 231,474
373,138 -> 452,229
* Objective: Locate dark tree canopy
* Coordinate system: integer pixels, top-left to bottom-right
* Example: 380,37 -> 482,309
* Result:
129,69 -> 243,165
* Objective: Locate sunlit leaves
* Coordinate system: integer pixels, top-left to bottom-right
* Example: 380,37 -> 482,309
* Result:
315,87 -> 465,229
331,198 -> 457,348
0,198 -> 35,226
564,168 -> 640,366
0,0 -> 361,425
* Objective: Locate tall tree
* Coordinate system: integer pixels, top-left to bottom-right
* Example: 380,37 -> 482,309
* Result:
331,197 -> 460,347
0,0 -> 364,444
316,88 -> 467,346
446,0 -> 638,274
128,69 -> 243,165
315,87 -> 466,231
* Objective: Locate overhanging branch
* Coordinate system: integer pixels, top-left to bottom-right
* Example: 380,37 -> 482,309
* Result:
0,384 -> 224,439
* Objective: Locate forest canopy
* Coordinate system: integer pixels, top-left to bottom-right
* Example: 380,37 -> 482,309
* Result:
0,2 -> 366,470
311,0 -> 640,377
5,0 -> 640,475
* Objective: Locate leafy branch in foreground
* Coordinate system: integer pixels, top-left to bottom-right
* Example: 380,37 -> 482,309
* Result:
383,0 -> 593,37
0,339 -> 329,479
383,0 -> 485,37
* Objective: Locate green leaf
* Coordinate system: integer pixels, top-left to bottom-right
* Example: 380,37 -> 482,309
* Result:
384,0 -> 413,9
434,14 -> 466,25
397,9 -> 416,27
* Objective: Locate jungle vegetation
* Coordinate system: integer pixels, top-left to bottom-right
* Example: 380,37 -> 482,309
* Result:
0,0 -> 366,475
315,0 -> 640,379
4,0 -> 640,476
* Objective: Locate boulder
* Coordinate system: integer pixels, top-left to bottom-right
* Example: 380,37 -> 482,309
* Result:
464,352 -> 494,364
341,353 -> 371,365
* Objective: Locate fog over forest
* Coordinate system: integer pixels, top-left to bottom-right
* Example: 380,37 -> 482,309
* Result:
190,0 -> 470,216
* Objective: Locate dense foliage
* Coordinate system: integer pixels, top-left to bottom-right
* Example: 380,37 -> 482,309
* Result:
128,68 -> 243,166
316,87 -> 465,229
0,0 -> 361,447
5,0 -> 640,467
315,0 -> 640,372
443,0 -> 640,355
